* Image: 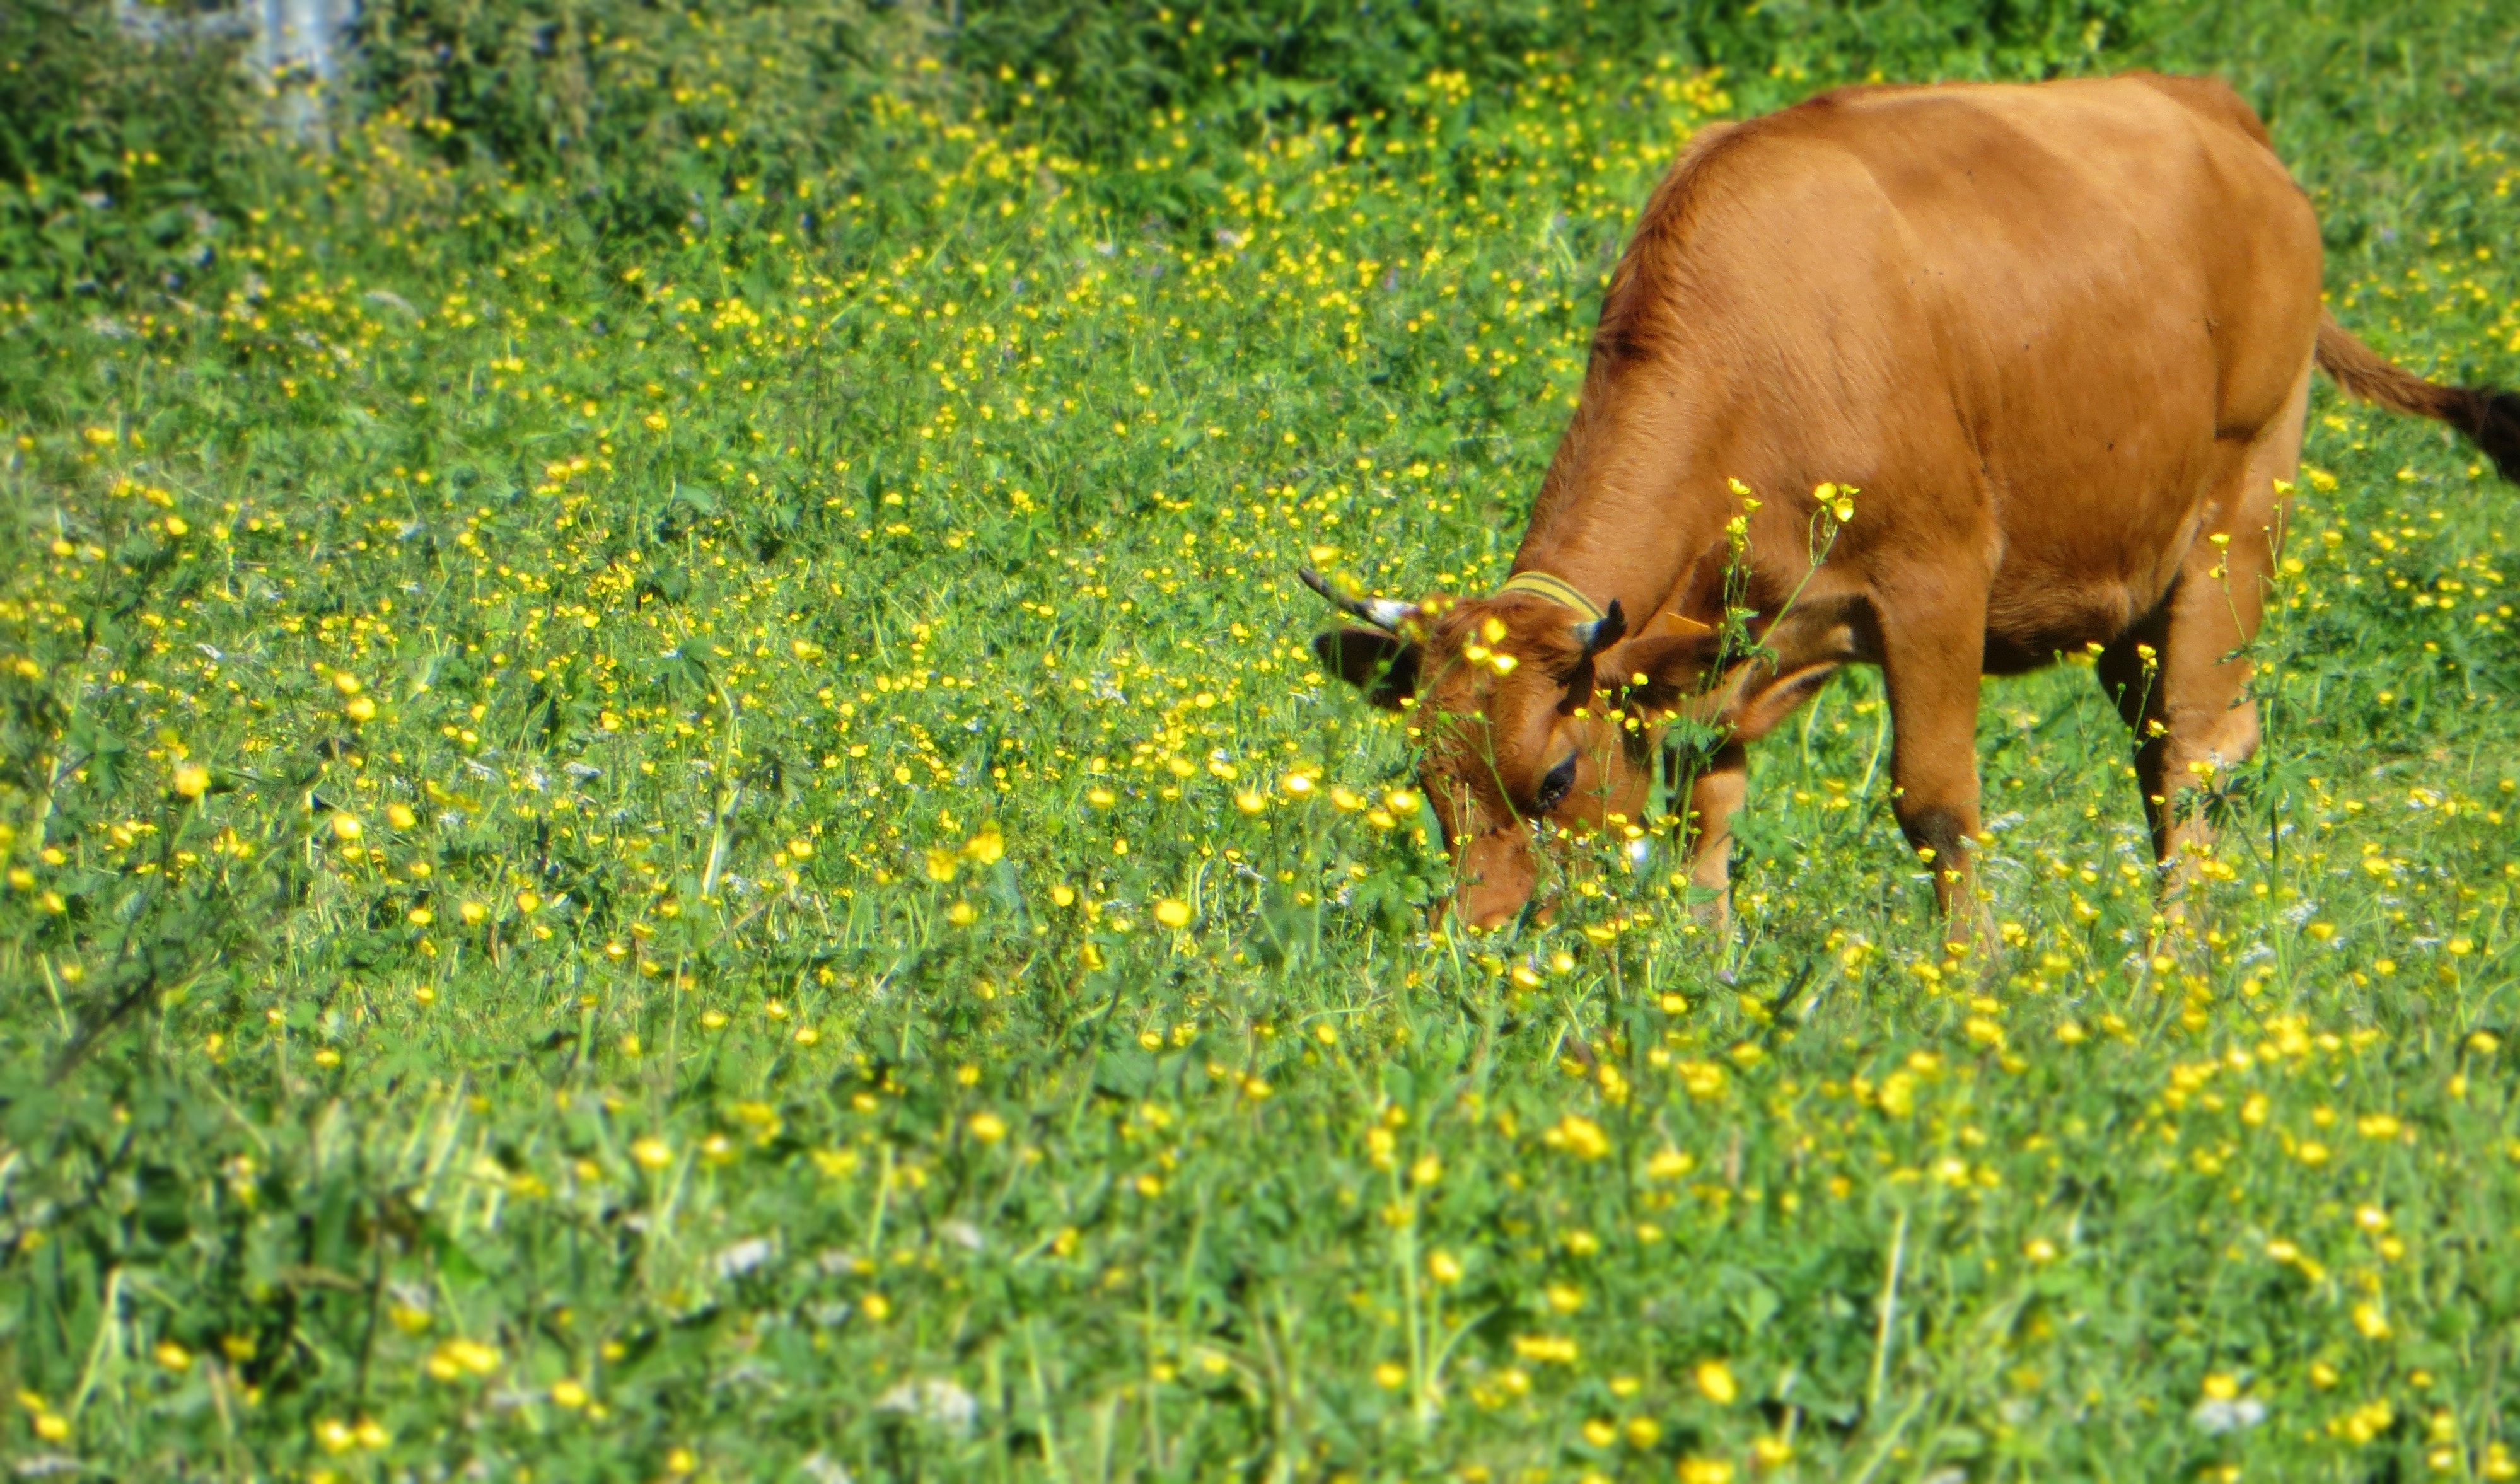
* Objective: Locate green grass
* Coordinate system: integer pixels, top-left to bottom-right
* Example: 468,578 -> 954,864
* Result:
4,4 -> 2520,1480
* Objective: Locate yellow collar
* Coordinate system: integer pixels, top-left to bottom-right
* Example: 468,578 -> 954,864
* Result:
1494,570 -> 1604,621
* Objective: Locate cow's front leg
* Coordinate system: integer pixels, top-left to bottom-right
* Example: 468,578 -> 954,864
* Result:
1878,580 -> 1995,958
1673,741 -> 1747,929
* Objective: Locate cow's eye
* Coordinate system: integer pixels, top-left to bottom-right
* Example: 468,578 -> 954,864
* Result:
1534,751 -> 1578,813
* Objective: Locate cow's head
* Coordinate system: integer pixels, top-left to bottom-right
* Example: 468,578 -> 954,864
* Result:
1302,568 -> 1727,929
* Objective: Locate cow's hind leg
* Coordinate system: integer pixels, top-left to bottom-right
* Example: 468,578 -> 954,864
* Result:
2099,368 -> 2308,916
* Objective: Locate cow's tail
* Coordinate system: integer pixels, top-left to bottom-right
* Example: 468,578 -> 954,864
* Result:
2315,311 -> 2520,482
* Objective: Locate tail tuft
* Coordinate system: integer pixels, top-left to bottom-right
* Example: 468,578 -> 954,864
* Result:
2316,312 -> 2520,485
2468,387 -> 2520,484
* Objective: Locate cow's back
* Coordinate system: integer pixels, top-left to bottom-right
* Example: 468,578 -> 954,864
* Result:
1624,74 -> 2323,649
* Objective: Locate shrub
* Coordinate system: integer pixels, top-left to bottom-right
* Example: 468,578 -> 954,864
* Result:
947,0 -> 2151,167
353,0 -> 952,242
0,0 -> 254,299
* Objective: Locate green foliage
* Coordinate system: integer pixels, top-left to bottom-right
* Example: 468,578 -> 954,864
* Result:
0,0 -> 252,298
356,0 -> 949,239
1,0 -> 2519,1478
951,0 -> 2148,166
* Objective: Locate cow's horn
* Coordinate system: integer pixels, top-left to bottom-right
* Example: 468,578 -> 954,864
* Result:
1572,598 -> 1627,656
1296,566 -> 1415,631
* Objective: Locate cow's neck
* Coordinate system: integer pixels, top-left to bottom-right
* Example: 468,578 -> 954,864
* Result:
1507,374 -> 1727,621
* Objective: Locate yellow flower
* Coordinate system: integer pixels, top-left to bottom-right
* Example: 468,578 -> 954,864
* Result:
1373,1361 -> 1407,1390
644,412 -> 670,432
515,891 -> 542,914
154,1340 -> 192,1372
333,672 -> 363,696
172,763 -> 209,800
926,848 -> 960,882
1544,1281 -> 1585,1313
385,802 -> 417,829
967,1110 -> 1008,1143
344,695 -> 377,722
1678,1459 -> 1734,1484
963,828 -> 1005,864
1427,1250 -> 1463,1284
550,1378 -> 589,1409
1154,898 -> 1192,929
629,1137 -> 673,1171
944,900 -> 977,925
434,1338 -> 500,1377
330,813 -> 363,841
1645,1148 -> 1695,1180
460,901 -> 487,924
1510,1333 -> 1577,1364
1694,1359 -> 1738,1405
1545,1114 -> 1610,1159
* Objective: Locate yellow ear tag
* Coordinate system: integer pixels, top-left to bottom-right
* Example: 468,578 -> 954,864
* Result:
1640,611 -> 1714,640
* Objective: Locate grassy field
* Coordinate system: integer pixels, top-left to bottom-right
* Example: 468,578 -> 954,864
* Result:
4,2 -> 2520,1478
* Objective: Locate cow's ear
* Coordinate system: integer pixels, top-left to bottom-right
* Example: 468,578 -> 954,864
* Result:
1603,625 -> 1724,717
1314,628 -> 1420,709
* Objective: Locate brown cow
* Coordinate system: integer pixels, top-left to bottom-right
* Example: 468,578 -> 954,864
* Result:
1307,72 -> 2519,939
